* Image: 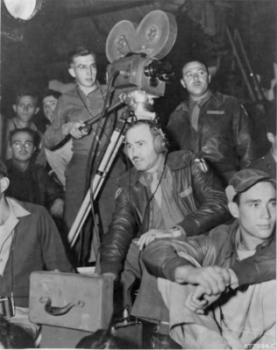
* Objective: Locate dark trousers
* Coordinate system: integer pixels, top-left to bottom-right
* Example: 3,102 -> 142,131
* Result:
120,241 -> 169,323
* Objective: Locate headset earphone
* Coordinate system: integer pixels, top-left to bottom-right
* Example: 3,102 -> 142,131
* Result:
124,120 -> 168,155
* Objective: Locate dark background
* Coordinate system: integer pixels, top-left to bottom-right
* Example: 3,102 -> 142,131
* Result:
1,0 -> 276,155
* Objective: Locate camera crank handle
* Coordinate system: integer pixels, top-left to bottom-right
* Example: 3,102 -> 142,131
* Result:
79,123 -> 92,136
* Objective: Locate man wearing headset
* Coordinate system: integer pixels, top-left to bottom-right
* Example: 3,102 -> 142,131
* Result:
100,120 -> 230,348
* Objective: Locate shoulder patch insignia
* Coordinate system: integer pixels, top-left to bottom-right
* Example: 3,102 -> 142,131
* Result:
194,158 -> 208,172
115,187 -> 122,199
207,110 -> 225,115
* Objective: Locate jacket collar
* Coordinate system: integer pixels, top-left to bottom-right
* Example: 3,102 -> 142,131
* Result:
223,219 -> 274,259
120,152 -> 190,186
178,90 -> 223,112
6,197 -> 31,218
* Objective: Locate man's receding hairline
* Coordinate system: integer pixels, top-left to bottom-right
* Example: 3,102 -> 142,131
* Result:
126,122 -> 158,141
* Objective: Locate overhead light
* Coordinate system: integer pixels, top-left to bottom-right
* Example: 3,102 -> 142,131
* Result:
3,0 -> 43,20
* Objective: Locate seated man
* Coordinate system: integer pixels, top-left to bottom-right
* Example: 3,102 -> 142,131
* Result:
6,128 -> 64,219
100,120 -> 230,345
5,87 -> 41,161
0,160 -> 74,341
142,168 -> 276,349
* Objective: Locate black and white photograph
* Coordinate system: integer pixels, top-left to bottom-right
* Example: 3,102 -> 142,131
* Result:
0,0 -> 276,348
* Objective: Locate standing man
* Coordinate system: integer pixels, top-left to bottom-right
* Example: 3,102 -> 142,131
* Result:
167,60 -> 255,185
43,47 -> 125,260
100,120 -> 229,347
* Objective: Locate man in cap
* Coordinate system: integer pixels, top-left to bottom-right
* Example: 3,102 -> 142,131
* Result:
142,168 -> 276,349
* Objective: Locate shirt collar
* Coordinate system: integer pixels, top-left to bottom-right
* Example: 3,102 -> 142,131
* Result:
6,198 -> 31,218
140,157 -> 166,186
189,89 -> 213,108
76,84 -> 100,97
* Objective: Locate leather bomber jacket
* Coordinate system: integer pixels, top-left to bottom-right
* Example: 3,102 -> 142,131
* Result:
100,150 -> 230,276
167,92 -> 255,175
142,220 -> 276,287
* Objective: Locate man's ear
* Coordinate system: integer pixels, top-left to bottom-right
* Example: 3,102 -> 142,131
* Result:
68,67 -> 76,78
267,132 -> 275,143
180,79 -> 187,89
208,73 -> 211,84
0,177 -> 10,193
34,107 -> 40,115
12,104 -> 17,113
228,201 -> 239,219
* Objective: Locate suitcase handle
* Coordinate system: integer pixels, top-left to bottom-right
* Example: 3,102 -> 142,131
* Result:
40,297 -> 84,316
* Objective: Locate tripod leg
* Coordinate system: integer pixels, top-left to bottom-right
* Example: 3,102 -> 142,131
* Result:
68,121 -> 127,248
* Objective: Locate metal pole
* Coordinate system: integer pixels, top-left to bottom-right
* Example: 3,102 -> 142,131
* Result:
226,26 -> 256,102
234,29 -> 265,100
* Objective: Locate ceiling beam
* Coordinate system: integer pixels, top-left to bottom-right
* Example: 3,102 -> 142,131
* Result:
67,1 -> 159,19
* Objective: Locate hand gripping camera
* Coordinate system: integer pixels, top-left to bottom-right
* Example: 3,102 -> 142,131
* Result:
106,10 -> 177,121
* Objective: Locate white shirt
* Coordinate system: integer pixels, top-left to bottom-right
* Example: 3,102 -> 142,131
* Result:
0,198 -> 30,275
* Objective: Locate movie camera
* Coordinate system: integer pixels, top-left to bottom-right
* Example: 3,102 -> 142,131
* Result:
105,9 -> 177,121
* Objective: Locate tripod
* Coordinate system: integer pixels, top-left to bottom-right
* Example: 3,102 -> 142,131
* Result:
67,90 -> 157,257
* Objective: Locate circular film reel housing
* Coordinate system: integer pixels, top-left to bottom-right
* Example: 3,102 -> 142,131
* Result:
106,10 -> 177,62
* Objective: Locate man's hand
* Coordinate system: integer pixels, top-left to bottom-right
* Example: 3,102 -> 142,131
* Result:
62,121 -> 87,139
137,228 -> 182,251
102,272 -> 117,281
50,198 -> 64,218
228,268 -> 239,289
186,285 -> 222,314
175,265 -> 232,296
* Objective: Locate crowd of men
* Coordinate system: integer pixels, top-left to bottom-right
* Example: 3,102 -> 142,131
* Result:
0,46 -> 276,349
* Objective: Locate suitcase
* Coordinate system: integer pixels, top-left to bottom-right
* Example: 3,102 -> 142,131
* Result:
29,271 -> 114,332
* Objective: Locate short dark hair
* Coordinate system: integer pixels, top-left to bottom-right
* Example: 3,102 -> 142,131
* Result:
15,87 -> 38,105
9,128 -> 39,149
0,159 -> 8,179
68,47 -> 96,66
233,179 -> 276,205
42,89 -> 62,101
182,59 -> 209,75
